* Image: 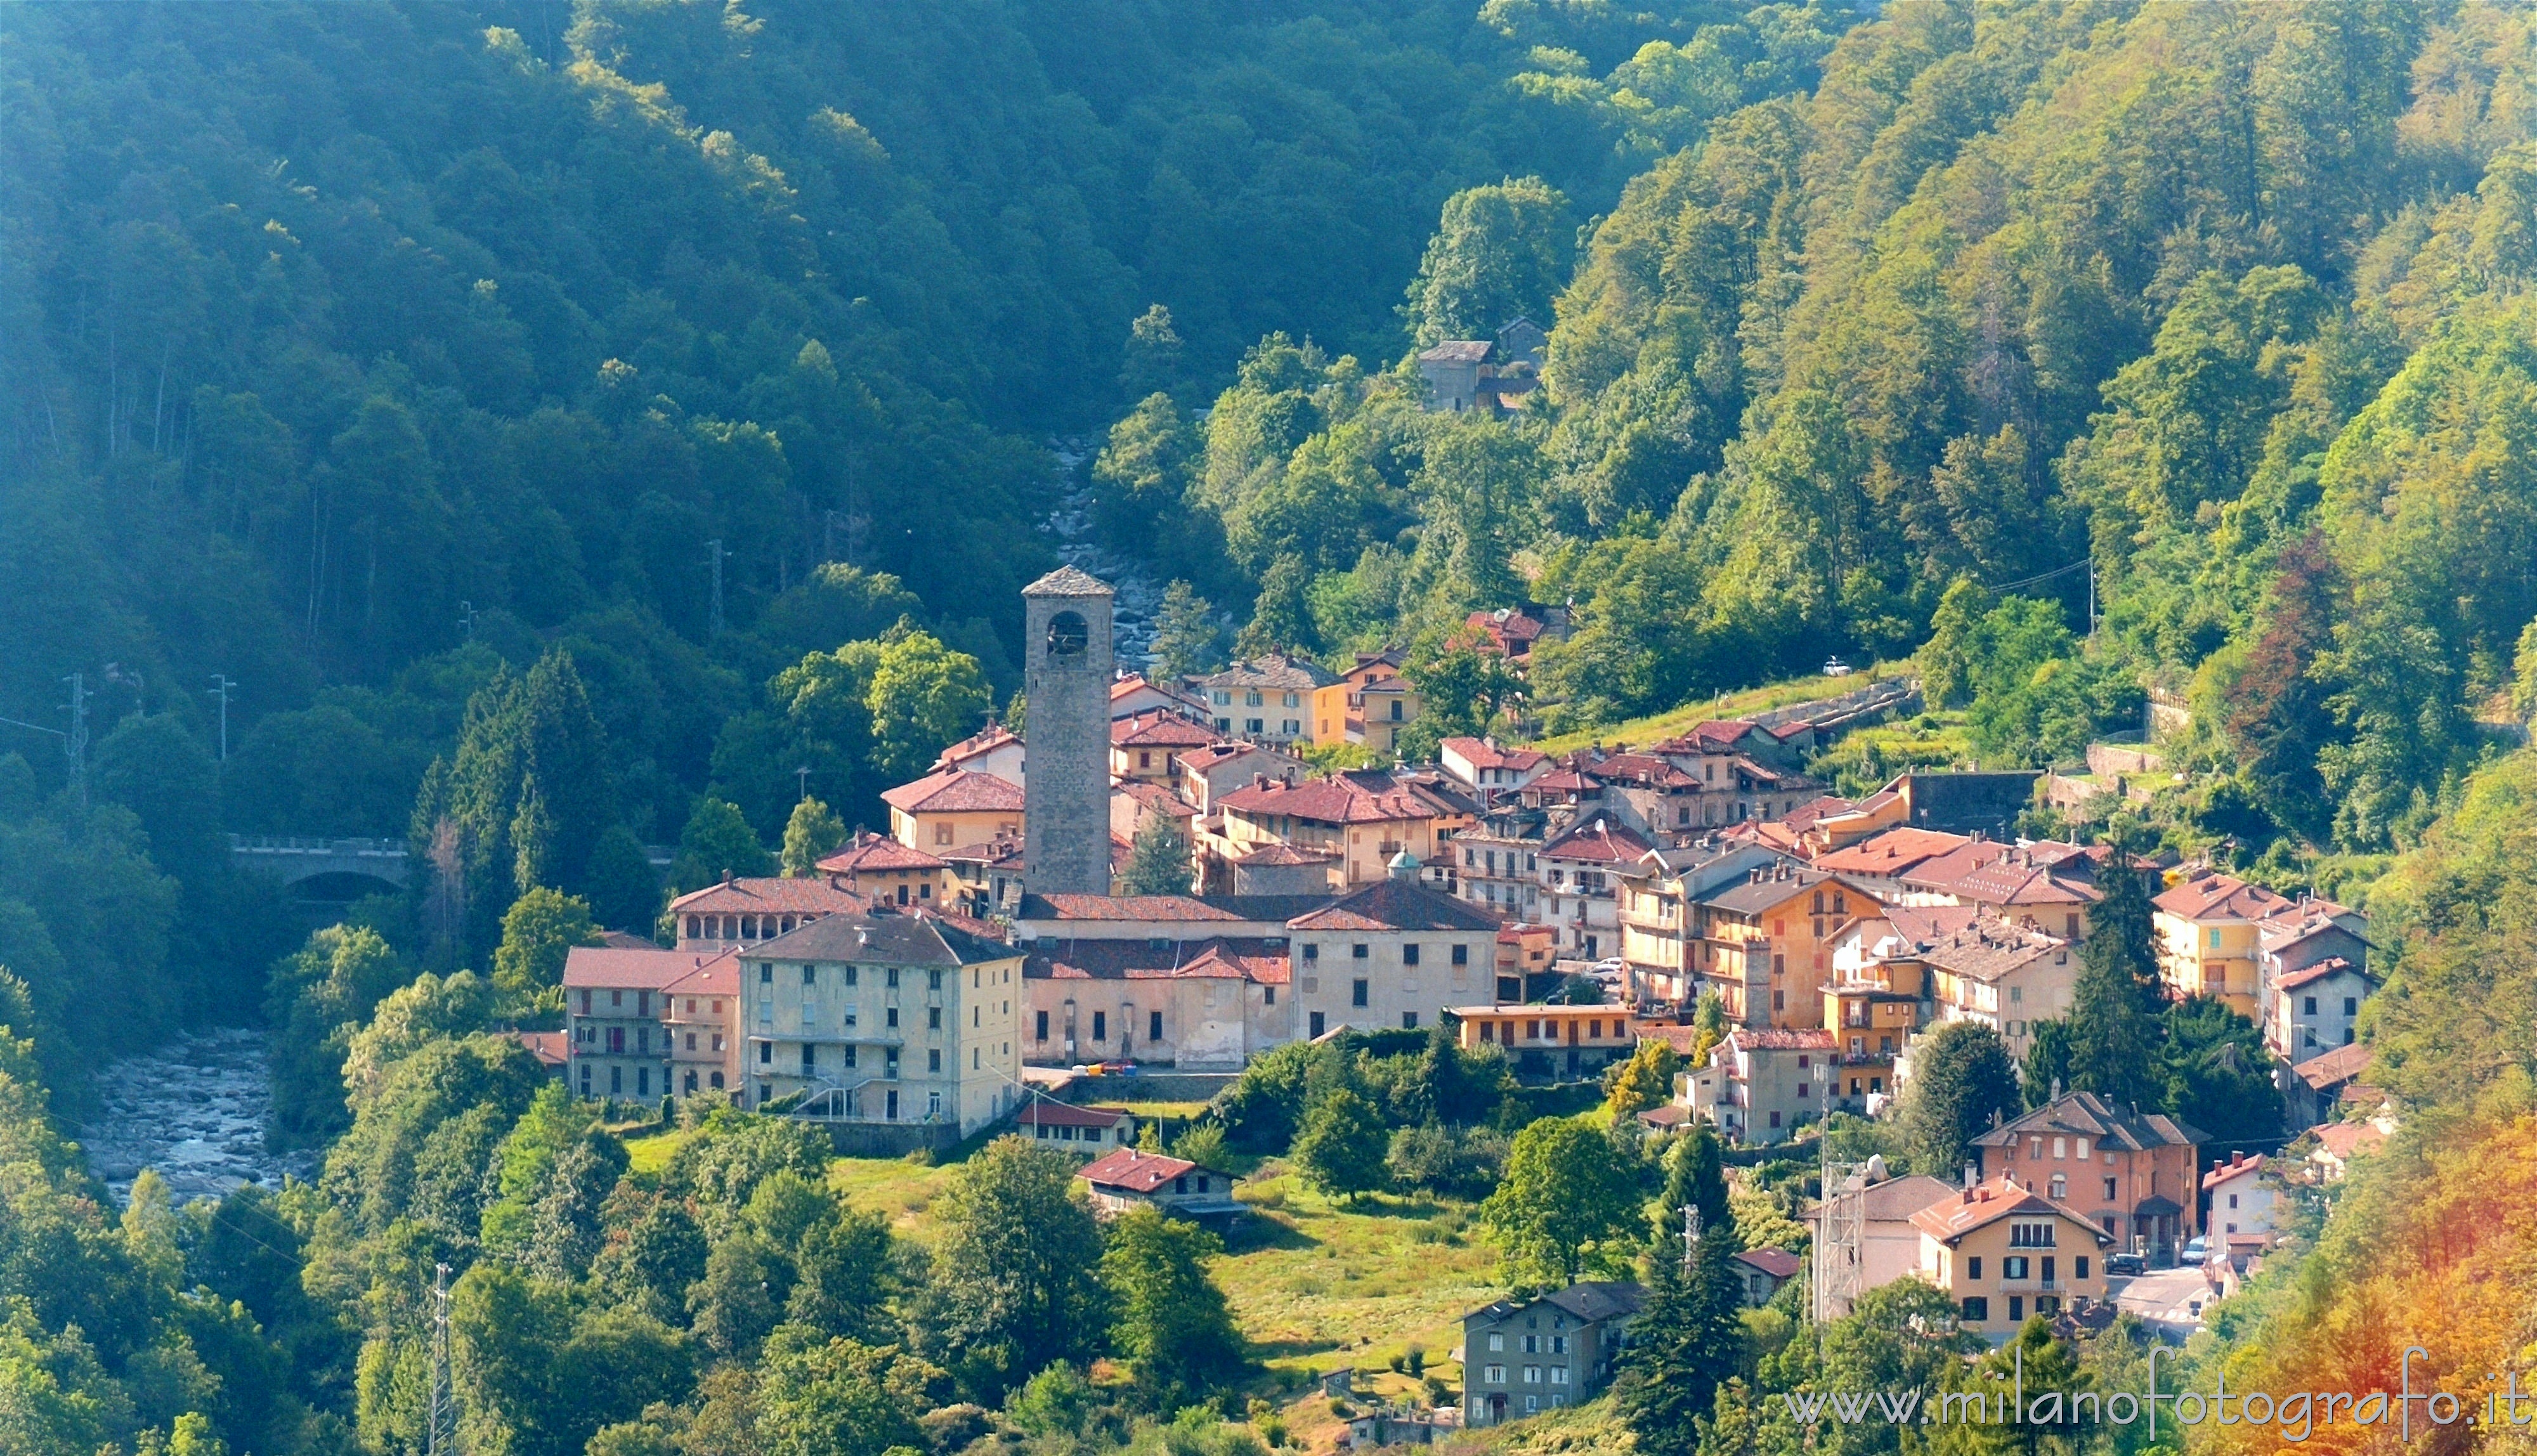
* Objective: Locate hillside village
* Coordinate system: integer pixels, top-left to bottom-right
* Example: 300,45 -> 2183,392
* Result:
554,568 -> 2390,1436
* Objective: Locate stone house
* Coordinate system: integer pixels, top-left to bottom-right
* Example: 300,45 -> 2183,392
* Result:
1683,1027 -> 1839,1143
739,906 -> 1029,1138
1012,892 -> 1314,1067
1460,1281 -> 1645,1427
1287,870 -> 1504,1039
1921,921 -> 2079,1063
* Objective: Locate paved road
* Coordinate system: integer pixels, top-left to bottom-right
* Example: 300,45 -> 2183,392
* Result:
2108,1266 -> 2217,1339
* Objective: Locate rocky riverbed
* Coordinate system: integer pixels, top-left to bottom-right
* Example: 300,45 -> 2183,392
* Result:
82,1025 -> 318,1205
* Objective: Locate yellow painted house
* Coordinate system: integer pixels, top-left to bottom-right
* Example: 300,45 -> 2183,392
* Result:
2151,871 -> 2296,1018
1910,1174 -> 2115,1341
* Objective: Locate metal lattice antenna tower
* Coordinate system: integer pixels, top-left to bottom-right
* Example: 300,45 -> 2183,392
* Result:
706,539 -> 727,637
425,1261 -> 456,1456
62,673 -> 88,810
1815,1161 -> 1868,1326
207,675 -> 235,762
1679,1202 -> 1702,1273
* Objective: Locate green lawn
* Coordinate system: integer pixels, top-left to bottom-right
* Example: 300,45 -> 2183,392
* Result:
620,1126 -> 690,1174
1214,1162 -> 1499,1390
1529,668 -> 1907,755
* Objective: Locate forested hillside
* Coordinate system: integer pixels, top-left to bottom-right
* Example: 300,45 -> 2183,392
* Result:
1115,0 -> 2536,868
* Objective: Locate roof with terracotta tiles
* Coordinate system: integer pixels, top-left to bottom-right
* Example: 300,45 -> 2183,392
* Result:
1024,935 -> 1292,984
1814,828 -> 1976,876
1079,1147 -> 1232,1193
1115,780 -> 1200,818
1973,1091 -> 2204,1151
1113,711 -> 1224,748
663,951 -> 741,998
932,724 -> 1022,770
1725,1028 -> 1836,1052
2291,1040 -> 2373,1089
2155,871 -> 2297,922
1236,842 -> 1336,865
1652,720 -> 1762,753
819,831 -> 949,874
1910,1175 -> 2117,1246
667,877 -> 866,916
1217,769 -> 1442,824
882,768 -> 1027,814
942,835 -> 1026,869
1288,878 -> 1504,933
1920,921 -> 2073,984
564,945 -> 721,991
1020,1102 -> 1132,1129
2275,956 -> 2368,992
1541,818 -> 1653,864
747,905 -> 1019,967
1440,736 -> 1549,772
1895,840 -> 2017,892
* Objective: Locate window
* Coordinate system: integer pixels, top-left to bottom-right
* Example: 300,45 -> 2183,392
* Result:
2009,1221 -> 2056,1247
758,1041 -> 771,1065
1795,1084 -> 1808,1099
887,968 -> 900,987
1403,943 -> 1420,966
929,969 -> 943,991
1967,1257 -> 1982,1280
928,1006 -> 942,1029
2227,1192 -> 2239,1209
2304,995 -> 2318,1015
2051,1174 -> 2067,1199
1302,943 -> 1319,962
2008,1296 -> 2025,1322
886,1008 -> 899,1029
1451,944 -> 1469,966
1523,1367 -> 1541,1385
2003,1256 -> 2030,1280
1352,943 -> 1369,959
936,822 -> 954,845
1402,1012 -> 1419,1030
1264,987 -> 1275,1005
1309,1011 -> 1326,1037
1487,1334 -> 1504,1352
801,1044 -> 816,1076
1485,1366 -> 1506,1385
2209,928 -> 2223,948
1768,1110 -> 1781,1128
610,1065 -> 622,1094
2075,1256 -> 2089,1281
2104,1176 -> 2118,1200
1036,1010 -> 1050,1041
1093,1011 -> 1107,1042
1962,1297 -> 1989,1322
1149,1011 -> 1163,1041
1353,980 -> 1369,1007
2344,996 -> 2358,1016
928,1049 -> 942,1072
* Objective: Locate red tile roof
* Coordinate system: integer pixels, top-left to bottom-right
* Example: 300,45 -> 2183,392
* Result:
932,724 -> 1022,770
1440,737 -> 1549,772
1078,1147 -> 1232,1193
1653,720 -> 1759,753
883,768 -> 1027,815
1288,878 -> 1504,933
513,1030 -> 570,1068
2292,1041 -> 2373,1089
819,831 -> 949,874
1896,840 -> 2016,892
668,876 -> 867,915
1725,1028 -> 1837,1052
564,946 -> 717,991
1735,1248 -> 1804,1279
1814,828 -> 1973,875
1236,842 -> 1336,865
2155,872 -> 2297,921
1026,935 -> 1292,984
1028,894 -> 1246,921
1218,769 -> 1442,824
2312,1121 -> 2386,1159
2201,1153 -> 2267,1191
2275,956 -> 2366,992
1113,711 -> 1223,748
1909,1175 -> 2116,1245
943,835 -> 1026,869
663,951 -> 741,998
1541,819 -> 1652,864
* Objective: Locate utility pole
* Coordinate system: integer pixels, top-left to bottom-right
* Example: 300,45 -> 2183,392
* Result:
795,765 -> 813,802
706,538 -> 727,637
425,1261 -> 456,1456
207,675 -> 235,762
457,601 -> 478,641
2087,561 -> 2098,639
63,673 -> 88,810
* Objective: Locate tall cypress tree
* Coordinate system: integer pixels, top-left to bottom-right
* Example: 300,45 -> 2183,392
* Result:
1614,1158 -> 1746,1456
2064,847 -> 2164,1110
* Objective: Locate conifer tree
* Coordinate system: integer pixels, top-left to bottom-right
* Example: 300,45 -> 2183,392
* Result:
1614,1169 -> 1745,1456
1119,816 -> 1194,897
2064,846 -> 2165,1110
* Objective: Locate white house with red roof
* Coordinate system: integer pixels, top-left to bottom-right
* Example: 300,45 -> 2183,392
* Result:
1076,1147 -> 1246,1226
1109,672 -> 1211,725
1439,736 -> 1551,805
663,950 -> 742,1096
930,723 -> 1026,784
1011,892 -> 1316,1067
1537,816 -> 1650,960
2201,1151 -> 2275,1244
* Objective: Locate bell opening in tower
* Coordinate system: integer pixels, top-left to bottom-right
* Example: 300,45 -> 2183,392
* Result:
1046,610 -> 1089,663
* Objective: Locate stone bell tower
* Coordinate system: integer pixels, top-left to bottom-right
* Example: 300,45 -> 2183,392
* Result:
1021,566 -> 1116,896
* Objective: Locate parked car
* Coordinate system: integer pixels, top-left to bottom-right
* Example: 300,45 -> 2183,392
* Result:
2181,1236 -> 2210,1264
2104,1252 -> 2146,1277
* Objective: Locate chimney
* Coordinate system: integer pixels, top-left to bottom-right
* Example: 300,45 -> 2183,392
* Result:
723,869 -> 736,887
2051,1076 -> 2063,1100
1964,1164 -> 1978,1190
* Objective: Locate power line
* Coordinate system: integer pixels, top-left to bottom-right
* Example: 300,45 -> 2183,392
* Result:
1985,557 -> 2092,593
426,1261 -> 457,1456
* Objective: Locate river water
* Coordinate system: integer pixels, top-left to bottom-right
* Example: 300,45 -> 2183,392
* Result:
82,1025 -> 318,1205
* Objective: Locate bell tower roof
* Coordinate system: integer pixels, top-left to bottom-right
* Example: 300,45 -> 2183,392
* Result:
1022,565 -> 1115,597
